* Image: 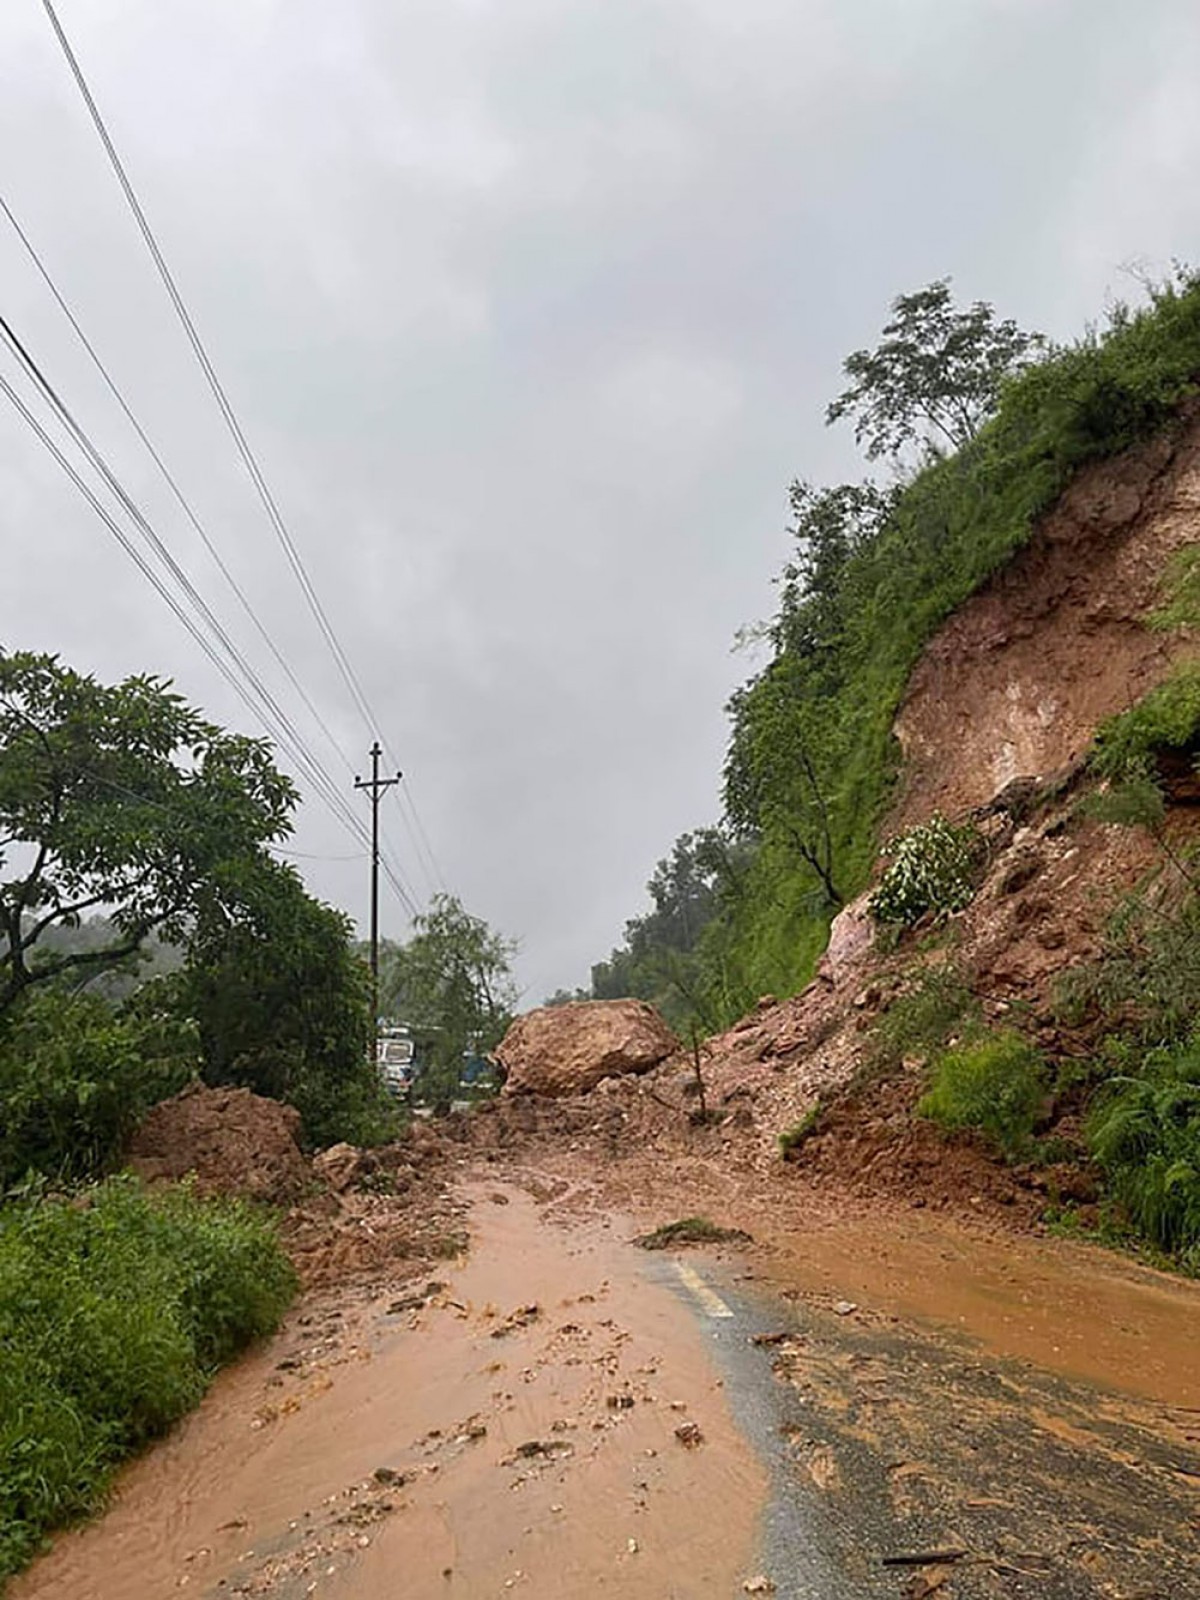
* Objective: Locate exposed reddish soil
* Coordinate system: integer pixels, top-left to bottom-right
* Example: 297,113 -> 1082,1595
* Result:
892,410 -> 1200,830
127,1082 -> 311,1203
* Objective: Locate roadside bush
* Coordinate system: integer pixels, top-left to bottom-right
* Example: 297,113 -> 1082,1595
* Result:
918,1030 -> 1046,1157
0,1178 -> 295,1582
1087,1037 -> 1200,1264
869,816 -> 982,926
0,988 -> 195,1193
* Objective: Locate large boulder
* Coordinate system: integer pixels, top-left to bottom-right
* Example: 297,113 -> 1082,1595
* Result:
498,999 -> 678,1097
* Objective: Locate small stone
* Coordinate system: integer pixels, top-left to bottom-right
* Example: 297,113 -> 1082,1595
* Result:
743,1578 -> 777,1595
627,1538 -> 639,1554
833,1300 -> 857,1317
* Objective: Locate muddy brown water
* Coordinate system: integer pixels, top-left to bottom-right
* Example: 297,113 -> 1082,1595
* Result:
14,1163 -> 1200,1599
12,1181 -> 765,1600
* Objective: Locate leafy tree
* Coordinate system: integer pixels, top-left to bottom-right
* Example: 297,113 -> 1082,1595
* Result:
181,859 -> 383,1147
724,662 -> 842,906
773,480 -> 895,665
380,894 -> 517,1110
590,828 -> 753,1030
827,279 -> 1042,459
0,652 -> 294,1015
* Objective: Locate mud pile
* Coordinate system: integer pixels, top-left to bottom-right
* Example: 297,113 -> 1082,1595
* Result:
127,1082 -> 311,1203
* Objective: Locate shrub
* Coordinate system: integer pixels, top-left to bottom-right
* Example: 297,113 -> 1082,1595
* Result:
1087,1037 -> 1200,1263
1091,665 -> 1200,781
0,1178 -> 295,1582
918,1030 -> 1046,1156
0,988 -> 195,1192
778,1101 -> 824,1159
869,815 -> 982,926
868,963 -> 983,1073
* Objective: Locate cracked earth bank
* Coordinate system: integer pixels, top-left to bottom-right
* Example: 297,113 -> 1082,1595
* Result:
12,1161 -> 1200,1600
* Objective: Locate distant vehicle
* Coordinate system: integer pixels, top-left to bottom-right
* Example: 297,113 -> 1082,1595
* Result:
376,1024 -> 415,1097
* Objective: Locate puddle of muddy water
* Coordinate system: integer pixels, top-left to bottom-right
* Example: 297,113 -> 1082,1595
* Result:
11,1182 -> 767,1600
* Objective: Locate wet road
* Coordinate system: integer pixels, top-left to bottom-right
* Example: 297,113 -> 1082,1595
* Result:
13,1170 -> 1200,1600
654,1247 -> 1200,1599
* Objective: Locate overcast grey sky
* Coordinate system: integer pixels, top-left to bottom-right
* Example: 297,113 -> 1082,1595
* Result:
3,0 -> 1200,1003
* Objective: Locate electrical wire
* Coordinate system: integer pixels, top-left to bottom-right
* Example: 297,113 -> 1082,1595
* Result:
36,0 -> 434,923
0,192 -> 364,791
0,324 -> 423,913
42,0 -> 380,742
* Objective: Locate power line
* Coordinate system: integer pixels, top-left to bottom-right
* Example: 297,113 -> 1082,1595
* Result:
400,776 -> 449,893
36,0 -> 431,925
0,191 -> 365,793
41,0 -> 380,741
0,323 -> 414,901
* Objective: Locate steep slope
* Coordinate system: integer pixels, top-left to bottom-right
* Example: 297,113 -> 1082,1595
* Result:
893,407 -> 1200,828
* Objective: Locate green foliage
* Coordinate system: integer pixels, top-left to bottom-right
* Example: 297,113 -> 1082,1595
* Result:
590,828 -> 755,1032
380,894 -> 517,1112
719,269 -> 1200,1005
0,1178 -> 295,1582
0,988 -> 195,1191
1091,665 -> 1200,781
1087,1037 -> 1200,1263
827,278 -> 1043,459
868,815 -> 982,926
868,964 -> 983,1074
632,1217 -> 752,1250
1058,889 -> 1200,1044
1151,545 -> 1200,631
182,860 -> 386,1148
918,1031 -> 1046,1157
0,651 -> 296,1015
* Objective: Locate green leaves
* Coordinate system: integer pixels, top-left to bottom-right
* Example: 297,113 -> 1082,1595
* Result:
0,651 -> 297,1012
869,816 -> 983,927
827,278 -> 1043,461
379,894 -> 517,1108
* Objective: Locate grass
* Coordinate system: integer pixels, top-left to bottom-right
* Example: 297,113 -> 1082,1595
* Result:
632,1216 -> 753,1250
0,1177 -> 296,1585
918,1031 -> 1047,1158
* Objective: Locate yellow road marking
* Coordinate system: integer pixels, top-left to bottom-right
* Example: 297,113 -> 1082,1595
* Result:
675,1260 -> 734,1319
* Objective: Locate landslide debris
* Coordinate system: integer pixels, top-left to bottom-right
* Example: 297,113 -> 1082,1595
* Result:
498,997 -> 677,1096
127,1082 -> 310,1203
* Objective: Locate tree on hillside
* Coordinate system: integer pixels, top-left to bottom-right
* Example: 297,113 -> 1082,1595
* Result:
724,664 -> 842,907
380,894 -> 517,1109
590,827 -> 753,1030
182,859 -> 380,1146
0,652 -> 294,1015
827,279 -> 1042,459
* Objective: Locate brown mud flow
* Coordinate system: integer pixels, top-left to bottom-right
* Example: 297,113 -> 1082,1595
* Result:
12,1180 -> 765,1600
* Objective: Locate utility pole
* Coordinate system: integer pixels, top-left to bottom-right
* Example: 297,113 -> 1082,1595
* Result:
354,741 -> 400,1019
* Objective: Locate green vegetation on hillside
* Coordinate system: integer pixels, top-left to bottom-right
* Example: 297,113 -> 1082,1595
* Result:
0,1179 -> 295,1583
590,269 -> 1200,1029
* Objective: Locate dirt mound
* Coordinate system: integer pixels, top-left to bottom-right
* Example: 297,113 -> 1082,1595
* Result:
127,1082 -> 310,1203
498,998 -> 678,1096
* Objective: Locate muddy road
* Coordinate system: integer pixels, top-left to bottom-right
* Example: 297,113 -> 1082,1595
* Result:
13,1166 -> 1200,1600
